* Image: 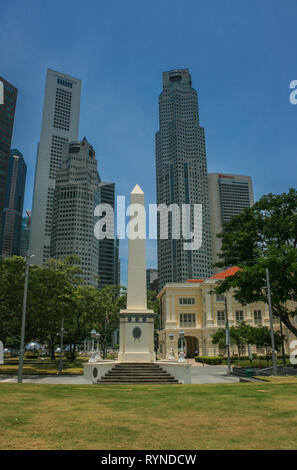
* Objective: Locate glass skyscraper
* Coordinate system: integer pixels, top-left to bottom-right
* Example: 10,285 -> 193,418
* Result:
156,69 -> 213,289
1,149 -> 27,257
30,69 -> 81,265
0,77 -> 18,236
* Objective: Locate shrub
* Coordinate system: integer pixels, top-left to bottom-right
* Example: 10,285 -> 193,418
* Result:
24,351 -> 39,359
195,356 -> 223,365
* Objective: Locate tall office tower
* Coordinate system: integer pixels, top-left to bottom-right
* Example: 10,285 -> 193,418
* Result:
146,268 -> 158,292
208,173 -> 254,271
20,210 -> 31,256
30,69 -> 81,265
0,77 -> 18,235
98,182 -> 119,288
51,138 -> 101,286
1,150 -> 27,257
156,69 -> 212,289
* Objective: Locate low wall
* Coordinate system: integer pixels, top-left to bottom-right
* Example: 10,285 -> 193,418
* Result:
84,361 -> 117,383
159,361 -> 192,384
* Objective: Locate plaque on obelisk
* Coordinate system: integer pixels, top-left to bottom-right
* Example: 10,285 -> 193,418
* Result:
118,184 -> 156,362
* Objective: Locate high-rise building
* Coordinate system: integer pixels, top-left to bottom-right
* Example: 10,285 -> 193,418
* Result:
156,69 -> 212,290
208,173 -> 254,270
20,210 -> 31,257
51,138 -> 100,286
30,69 -> 81,265
98,182 -> 120,288
0,77 -> 18,235
146,268 -> 158,292
1,149 -> 27,257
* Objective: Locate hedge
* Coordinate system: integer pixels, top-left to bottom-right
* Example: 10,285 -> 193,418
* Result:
195,356 -> 223,365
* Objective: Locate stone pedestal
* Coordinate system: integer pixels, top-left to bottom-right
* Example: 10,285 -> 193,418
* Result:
118,310 -> 156,362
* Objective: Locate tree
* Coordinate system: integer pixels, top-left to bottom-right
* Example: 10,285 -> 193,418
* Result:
90,285 -> 126,359
147,290 -> 160,352
212,323 -> 284,360
0,256 -> 32,346
28,256 -> 84,359
215,188 -> 297,338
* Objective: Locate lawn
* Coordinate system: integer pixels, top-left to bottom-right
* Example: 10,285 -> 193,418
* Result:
1,378 -> 297,450
0,357 -> 88,375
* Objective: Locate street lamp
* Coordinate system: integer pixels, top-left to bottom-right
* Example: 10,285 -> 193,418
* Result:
178,329 -> 186,363
168,333 -> 175,360
58,317 -> 64,375
265,268 -> 278,375
18,253 -> 34,384
95,332 -> 101,361
88,329 -> 98,363
224,295 -> 231,374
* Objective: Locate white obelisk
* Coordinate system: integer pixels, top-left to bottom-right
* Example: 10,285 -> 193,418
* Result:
118,184 -> 156,362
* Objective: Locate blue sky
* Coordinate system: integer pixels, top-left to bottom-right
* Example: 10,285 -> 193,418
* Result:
1,0 -> 296,284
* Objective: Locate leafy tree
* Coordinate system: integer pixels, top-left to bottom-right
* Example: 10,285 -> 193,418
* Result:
28,256 -> 84,359
147,289 -> 160,352
215,188 -> 297,338
0,256 -> 30,346
90,285 -> 126,358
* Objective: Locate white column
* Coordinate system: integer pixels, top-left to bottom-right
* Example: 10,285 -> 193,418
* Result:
126,184 -> 147,311
205,291 -> 213,327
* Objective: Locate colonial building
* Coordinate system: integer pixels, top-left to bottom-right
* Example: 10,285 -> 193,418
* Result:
158,266 -> 296,358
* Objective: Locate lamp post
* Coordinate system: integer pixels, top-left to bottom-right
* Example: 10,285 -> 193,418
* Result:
58,316 -> 64,375
265,268 -> 277,375
95,332 -> 101,361
224,295 -> 231,374
18,254 -> 34,384
168,333 -> 175,360
178,329 -> 186,363
88,329 -> 98,363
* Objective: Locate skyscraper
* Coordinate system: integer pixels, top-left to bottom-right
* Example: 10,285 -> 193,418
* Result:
208,173 -> 254,270
98,182 -> 120,288
30,69 -> 81,265
0,77 -> 18,236
1,149 -> 27,257
156,69 -> 212,289
50,138 -> 100,286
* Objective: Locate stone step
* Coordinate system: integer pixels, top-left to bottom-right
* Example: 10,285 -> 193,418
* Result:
108,370 -> 170,374
104,375 -> 173,380
96,381 -> 179,385
95,362 -> 179,385
98,379 -> 179,383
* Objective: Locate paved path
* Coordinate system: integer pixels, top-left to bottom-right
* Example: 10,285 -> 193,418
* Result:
191,365 -> 239,384
0,365 -> 239,385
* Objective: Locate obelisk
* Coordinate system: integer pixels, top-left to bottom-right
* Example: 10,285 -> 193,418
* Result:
118,184 -> 156,362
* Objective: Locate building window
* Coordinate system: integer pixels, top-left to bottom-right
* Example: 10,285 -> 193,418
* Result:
180,313 -> 196,328
254,310 -> 262,325
179,298 -> 195,305
217,311 -> 225,326
235,310 -> 244,324
216,294 -> 225,302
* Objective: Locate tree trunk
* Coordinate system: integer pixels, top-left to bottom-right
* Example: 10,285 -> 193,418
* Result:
49,340 -> 55,360
277,311 -> 297,339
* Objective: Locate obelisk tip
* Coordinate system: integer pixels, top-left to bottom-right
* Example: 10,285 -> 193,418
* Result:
131,184 -> 144,194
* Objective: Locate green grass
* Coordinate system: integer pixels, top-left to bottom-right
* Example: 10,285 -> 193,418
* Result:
1,378 -> 297,449
0,357 -> 88,375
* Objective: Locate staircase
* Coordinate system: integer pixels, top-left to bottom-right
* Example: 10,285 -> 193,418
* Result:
96,363 -> 179,384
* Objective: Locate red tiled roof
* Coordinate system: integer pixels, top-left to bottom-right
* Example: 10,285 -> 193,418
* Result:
210,266 -> 241,279
186,266 -> 241,283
